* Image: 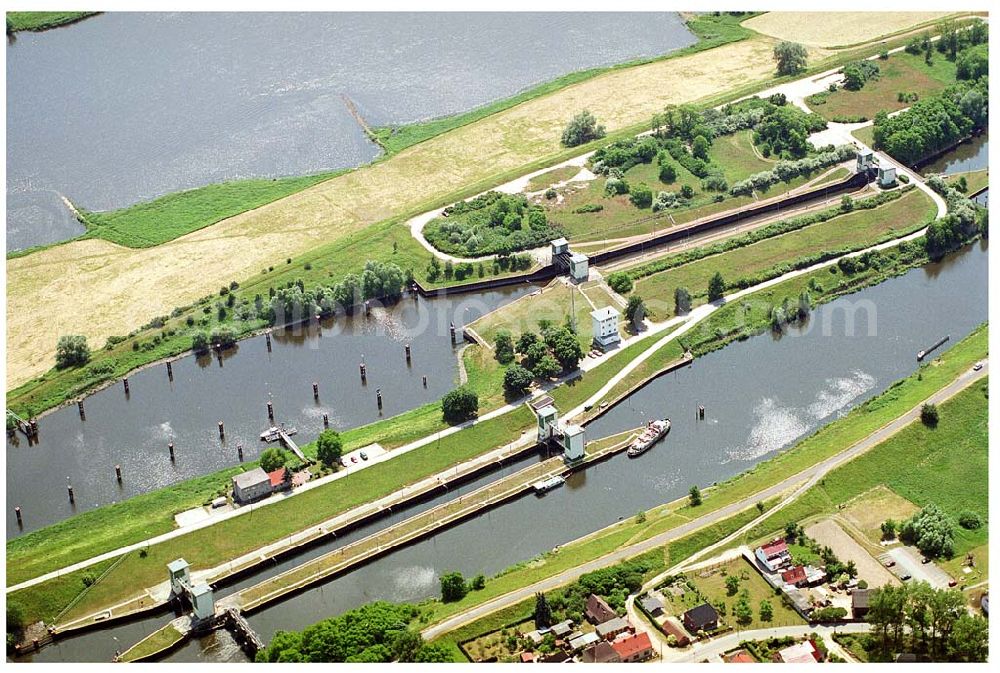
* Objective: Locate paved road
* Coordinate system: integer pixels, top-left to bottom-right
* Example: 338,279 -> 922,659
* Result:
666,623 -> 872,663
421,362 -> 987,641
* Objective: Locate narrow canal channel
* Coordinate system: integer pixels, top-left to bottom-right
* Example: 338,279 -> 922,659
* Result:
22,237 -> 986,663
6,286 -> 536,537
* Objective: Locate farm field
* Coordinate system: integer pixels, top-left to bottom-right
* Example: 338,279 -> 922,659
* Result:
806,51 -> 958,121
839,485 -> 920,546
631,187 -> 934,316
742,12 -> 956,48
5,36 -> 785,390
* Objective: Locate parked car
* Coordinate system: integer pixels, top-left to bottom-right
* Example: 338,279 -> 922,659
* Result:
351,455 -> 358,463
901,574 -> 912,581
884,560 -> 896,568
973,362 -> 983,371
360,451 -> 368,461
921,557 -> 931,565
948,579 -> 958,587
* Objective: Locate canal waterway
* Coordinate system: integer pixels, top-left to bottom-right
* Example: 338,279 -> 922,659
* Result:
921,133 -> 989,176
6,286 -> 535,537
6,12 -> 696,251
16,236 -> 988,664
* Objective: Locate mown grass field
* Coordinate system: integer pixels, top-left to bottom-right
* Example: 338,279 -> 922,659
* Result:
6,11 -> 98,32
118,624 -> 184,663
807,51 -> 958,121
743,376 -> 989,558
742,12 -> 957,48
633,187 -> 935,314
524,166 -> 583,192
79,171 -> 346,248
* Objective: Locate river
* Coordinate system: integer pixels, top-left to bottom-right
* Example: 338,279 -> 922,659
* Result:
6,12 -> 696,251
20,238 -> 987,663
6,285 -> 537,537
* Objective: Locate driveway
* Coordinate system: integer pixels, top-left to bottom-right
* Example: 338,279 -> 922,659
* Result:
881,546 -> 953,589
805,519 -> 899,588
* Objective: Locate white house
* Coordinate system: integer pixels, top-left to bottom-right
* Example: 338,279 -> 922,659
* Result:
755,538 -> 792,572
591,307 -> 621,349
232,467 -> 272,504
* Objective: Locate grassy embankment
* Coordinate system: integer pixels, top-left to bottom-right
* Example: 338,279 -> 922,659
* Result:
6,12 -> 98,32
6,14 -> 955,411
806,50 -> 959,121
117,624 -> 185,663
631,186 -> 935,315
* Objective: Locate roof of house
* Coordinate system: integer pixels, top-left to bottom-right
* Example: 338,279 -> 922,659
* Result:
638,594 -> 665,613
777,640 -> 820,664
595,616 -> 630,637
724,650 -> 756,663
550,620 -> 573,637
590,306 -> 619,321
267,467 -> 288,488
683,602 -> 719,630
760,538 -> 789,558
611,632 -> 652,659
852,589 -> 871,609
660,619 -> 690,645
568,632 -> 600,650
782,565 -> 807,585
520,651 -> 536,663
540,651 -> 571,663
582,641 -> 621,664
233,467 -> 269,489
585,594 -> 617,623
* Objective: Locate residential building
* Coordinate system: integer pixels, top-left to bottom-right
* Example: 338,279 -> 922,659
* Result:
585,594 -> 617,624
682,603 -> 719,634
611,632 -> 653,663
595,616 -> 630,640
755,538 -> 792,572
804,565 -> 826,586
267,467 -> 291,494
539,651 -> 570,663
774,640 -> 821,664
581,641 -> 621,664
550,620 -> 573,639
232,467 -> 271,504
723,649 -> 756,663
590,306 -> 621,348
660,618 -> 691,647
638,594 -> 665,617
852,589 -> 871,619
520,651 -> 536,663
781,565 -> 807,587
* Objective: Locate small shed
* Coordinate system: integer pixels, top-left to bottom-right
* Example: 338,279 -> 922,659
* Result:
190,582 -> 215,621
852,589 -> 871,619
567,631 -> 600,652
856,148 -> 874,173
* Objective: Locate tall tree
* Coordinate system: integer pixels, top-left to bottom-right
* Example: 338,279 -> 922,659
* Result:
708,272 -> 726,302
316,429 -> 343,467
773,41 -> 807,76
534,592 -> 554,629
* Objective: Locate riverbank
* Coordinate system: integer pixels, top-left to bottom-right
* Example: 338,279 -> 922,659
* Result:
8,13 -> 968,391
6,12 -> 98,33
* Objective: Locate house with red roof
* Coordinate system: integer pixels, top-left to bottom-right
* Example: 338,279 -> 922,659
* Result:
723,649 -> 756,663
781,565 -> 807,587
774,639 -> 822,663
611,632 -> 653,663
755,538 -> 792,572
267,467 -> 291,494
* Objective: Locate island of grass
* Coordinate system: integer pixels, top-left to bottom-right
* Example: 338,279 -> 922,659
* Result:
6,11 -> 98,33
423,191 -> 560,257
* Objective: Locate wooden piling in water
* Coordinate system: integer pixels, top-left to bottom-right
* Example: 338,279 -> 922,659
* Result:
405,344 -> 411,363
267,402 -> 274,421
360,363 -> 367,382
422,375 -> 427,388
218,421 -> 225,438
323,413 -> 329,429
15,506 -> 22,525
376,389 -> 383,411
698,405 -> 705,420
237,444 -> 244,462
77,399 -> 85,419
166,361 -> 173,379
123,378 -> 129,394
449,322 -> 457,343
67,484 -> 75,504
312,382 -> 319,399
115,465 -> 122,482
169,443 -> 175,461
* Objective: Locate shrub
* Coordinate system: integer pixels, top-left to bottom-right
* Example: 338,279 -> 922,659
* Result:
604,176 -> 629,196
629,182 -> 653,208
503,364 -> 534,395
773,41 -> 807,76
920,403 -> 939,427
680,184 -> 695,199
900,503 -> 956,558
606,272 -> 633,294
442,386 -> 479,423
440,572 -> 468,602
316,429 -> 343,467
259,447 -> 287,473
958,510 -> 983,530
658,161 -> 677,183
494,330 -> 515,365
573,203 -> 603,214
55,335 -> 90,369
561,110 -> 605,147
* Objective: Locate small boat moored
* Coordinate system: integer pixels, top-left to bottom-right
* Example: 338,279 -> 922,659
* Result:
532,475 -> 566,494
627,419 -> 670,457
